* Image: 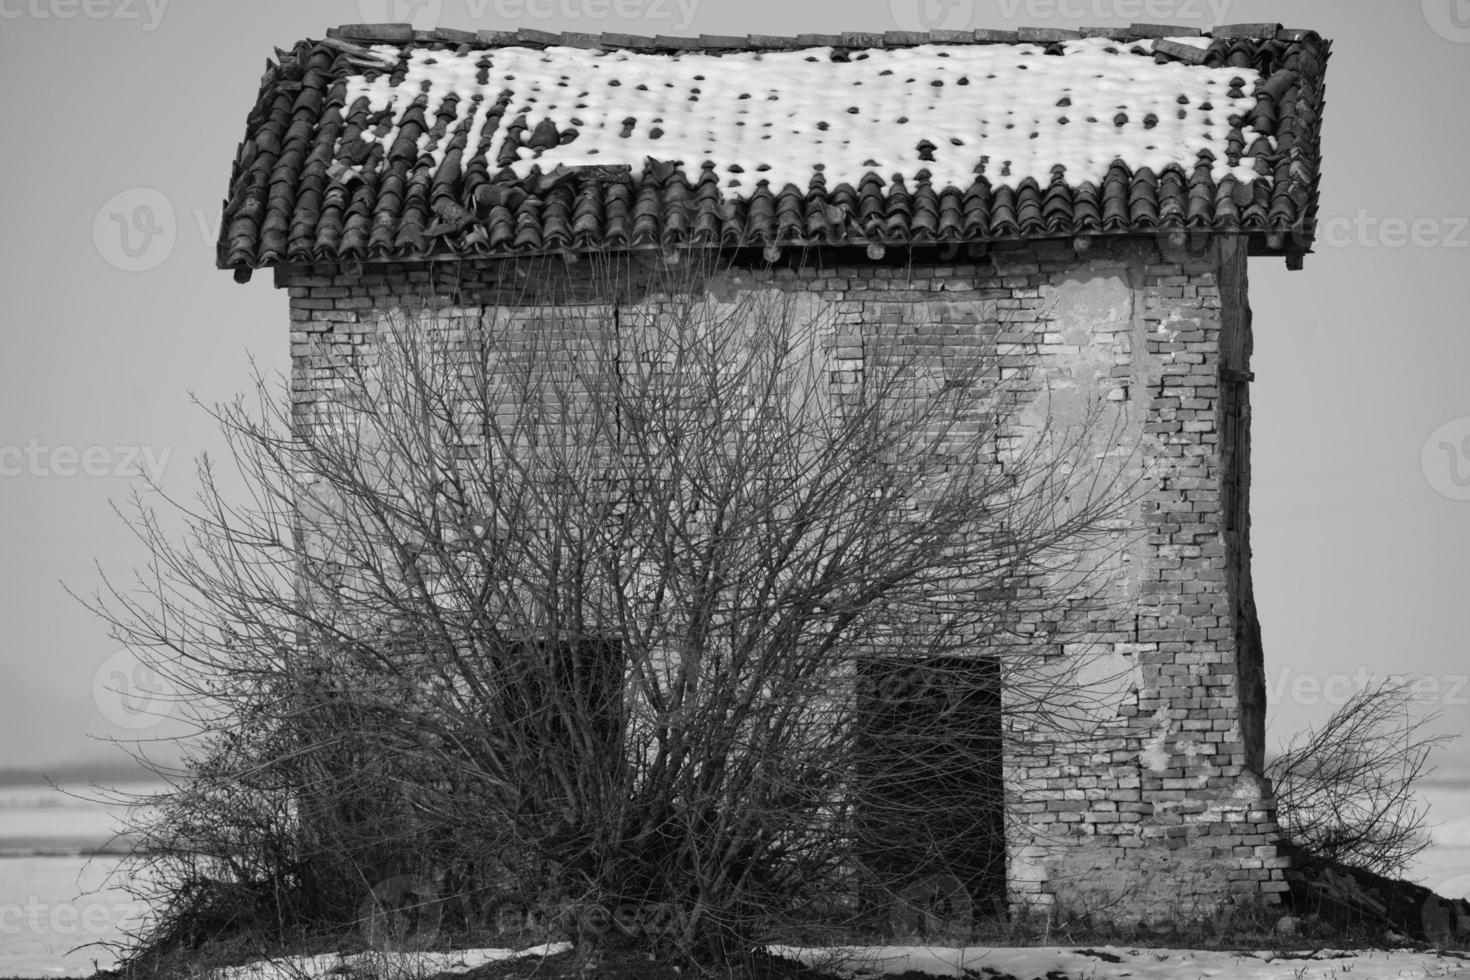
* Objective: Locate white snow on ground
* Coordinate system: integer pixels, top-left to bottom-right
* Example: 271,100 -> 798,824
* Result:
342,37 -> 1267,195
204,942 -> 571,980
204,942 -> 1470,980
771,944 -> 1470,979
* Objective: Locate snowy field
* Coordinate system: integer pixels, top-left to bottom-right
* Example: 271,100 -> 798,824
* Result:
0,784 -> 156,977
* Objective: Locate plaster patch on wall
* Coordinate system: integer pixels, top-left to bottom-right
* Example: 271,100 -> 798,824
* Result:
1069,641 -> 1135,721
1010,844 -> 1049,885
1042,272 -> 1131,404
1140,704 -> 1173,772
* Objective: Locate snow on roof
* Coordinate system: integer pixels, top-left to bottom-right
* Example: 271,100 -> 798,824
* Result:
343,37 -> 1267,194
217,26 -> 1331,269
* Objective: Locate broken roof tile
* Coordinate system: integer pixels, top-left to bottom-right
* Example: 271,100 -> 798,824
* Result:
1213,23 -> 1283,39
335,23 -> 414,43
1128,22 -> 1200,37
1017,27 -> 1082,42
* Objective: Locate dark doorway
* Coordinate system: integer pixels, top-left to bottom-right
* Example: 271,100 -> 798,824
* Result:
854,655 -> 1007,923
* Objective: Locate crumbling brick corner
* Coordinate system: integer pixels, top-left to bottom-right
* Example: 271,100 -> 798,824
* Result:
1000,234 -> 1286,925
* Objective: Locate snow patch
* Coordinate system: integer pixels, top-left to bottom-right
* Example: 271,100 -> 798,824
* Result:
770,944 -> 1470,979
204,942 -> 571,980
341,38 -> 1267,197
204,942 -> 1470,980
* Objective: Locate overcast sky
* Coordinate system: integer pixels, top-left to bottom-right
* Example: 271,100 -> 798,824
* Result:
0,0 -> 1467,781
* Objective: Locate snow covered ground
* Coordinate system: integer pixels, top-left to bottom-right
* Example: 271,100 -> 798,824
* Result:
200,943 -> 1470,980
772,944 -> 1470,979
6,781 -> 1469,976
203,943 -> 573,980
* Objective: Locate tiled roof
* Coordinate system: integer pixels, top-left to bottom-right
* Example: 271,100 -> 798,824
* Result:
217,23 -> 1328,276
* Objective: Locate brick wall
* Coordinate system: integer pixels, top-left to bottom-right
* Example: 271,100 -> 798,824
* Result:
991,236 -> 1286,926
275,234 -> 1285,925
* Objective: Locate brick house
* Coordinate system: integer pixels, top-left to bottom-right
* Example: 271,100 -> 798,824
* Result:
216,22 -> 1329,924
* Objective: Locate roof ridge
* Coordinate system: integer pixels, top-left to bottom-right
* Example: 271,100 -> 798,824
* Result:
323,22 -> 1314,51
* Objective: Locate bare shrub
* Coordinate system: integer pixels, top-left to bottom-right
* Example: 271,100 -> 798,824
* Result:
82,254 -> 1141,967
1267,679 -> 1453,877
